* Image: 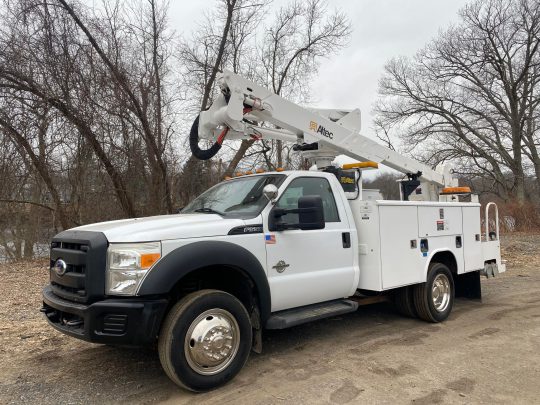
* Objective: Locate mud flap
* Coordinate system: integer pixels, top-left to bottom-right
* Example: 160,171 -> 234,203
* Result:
455,270 -> 482,300
250,306 -> 262,354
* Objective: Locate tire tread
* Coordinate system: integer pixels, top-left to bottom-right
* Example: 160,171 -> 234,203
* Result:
158,289 -> 216,390
394,287 -> 417,318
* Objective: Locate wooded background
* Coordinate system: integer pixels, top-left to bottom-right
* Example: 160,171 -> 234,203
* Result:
0,0 -> 538,260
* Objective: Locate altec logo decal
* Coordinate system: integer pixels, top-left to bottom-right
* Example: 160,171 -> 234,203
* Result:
309,121 -> 334,139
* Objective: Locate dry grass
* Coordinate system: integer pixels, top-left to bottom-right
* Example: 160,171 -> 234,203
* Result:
497,202 -> 540,232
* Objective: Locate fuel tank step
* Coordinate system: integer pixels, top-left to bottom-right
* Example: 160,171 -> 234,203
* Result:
265,299 -> 359,330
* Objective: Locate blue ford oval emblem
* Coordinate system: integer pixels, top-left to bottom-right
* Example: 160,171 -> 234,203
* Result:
53,259 -> 67,276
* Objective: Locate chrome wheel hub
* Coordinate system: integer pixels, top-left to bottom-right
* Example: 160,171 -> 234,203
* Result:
184,309 -> 240,375
432,274 -> 451,312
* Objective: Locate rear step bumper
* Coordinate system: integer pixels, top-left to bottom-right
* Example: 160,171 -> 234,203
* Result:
265,299 -> 358,329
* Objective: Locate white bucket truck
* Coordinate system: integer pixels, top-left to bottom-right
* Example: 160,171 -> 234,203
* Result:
42,71 -> 504,391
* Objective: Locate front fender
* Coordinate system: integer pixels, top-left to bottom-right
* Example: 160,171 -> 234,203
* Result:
137,241 -> 271,323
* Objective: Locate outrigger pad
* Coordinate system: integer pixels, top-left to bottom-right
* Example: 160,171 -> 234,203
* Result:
455,271 -> 482,300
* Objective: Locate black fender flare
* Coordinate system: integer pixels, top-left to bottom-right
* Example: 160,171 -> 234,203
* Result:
138,241 -> 271,323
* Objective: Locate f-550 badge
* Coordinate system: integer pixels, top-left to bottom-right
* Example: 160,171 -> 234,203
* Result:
309,121 -> 334,139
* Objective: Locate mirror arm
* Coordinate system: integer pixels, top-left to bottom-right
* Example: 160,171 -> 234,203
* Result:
272,207 -> 314,218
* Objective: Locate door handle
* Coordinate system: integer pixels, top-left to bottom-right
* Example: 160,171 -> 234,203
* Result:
342,232 -> 351,248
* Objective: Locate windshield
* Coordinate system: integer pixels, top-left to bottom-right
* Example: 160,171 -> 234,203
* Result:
182,174 -> 286,219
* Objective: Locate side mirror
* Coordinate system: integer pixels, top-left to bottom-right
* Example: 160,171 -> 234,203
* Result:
298,196 -> 325,230
263,184 -> 278,203
269,195 -> 325,231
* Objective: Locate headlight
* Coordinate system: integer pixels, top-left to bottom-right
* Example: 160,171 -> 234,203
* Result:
106,242 -> 161,296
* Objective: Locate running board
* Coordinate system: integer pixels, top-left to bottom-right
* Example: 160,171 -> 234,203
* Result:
265,299 -> 359,330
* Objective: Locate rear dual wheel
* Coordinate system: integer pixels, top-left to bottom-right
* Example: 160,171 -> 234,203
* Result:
394,263 -> 454,323
394,286 -> 417,318
413,263 -> 454,322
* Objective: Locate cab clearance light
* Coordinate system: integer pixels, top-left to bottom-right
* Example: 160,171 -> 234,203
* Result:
224,176 -> 232,180
440,186 -> 472,195
244,171 -> 253,175
342,161 -> 379,170
276,167 -> 285,172
256,169 -> 265,173
234,172 -> 244,177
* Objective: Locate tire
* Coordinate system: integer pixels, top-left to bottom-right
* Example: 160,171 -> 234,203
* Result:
158,289 -> 252,391
394,286 -> 417,318
413,262 -> 454,323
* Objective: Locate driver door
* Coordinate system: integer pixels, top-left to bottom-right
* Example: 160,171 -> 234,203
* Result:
264,176 -> 356,312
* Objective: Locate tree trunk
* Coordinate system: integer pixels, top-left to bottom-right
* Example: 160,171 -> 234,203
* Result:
224,139 -> 256,177
276,140 -> 283,168
0,119 -> 71,228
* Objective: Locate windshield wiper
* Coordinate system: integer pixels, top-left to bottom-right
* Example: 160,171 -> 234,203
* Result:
193,207 -> 225,216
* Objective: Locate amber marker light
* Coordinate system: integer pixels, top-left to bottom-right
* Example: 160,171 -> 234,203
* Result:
440,186 -> 472,195
141,253 -> 161,269
342,161 -> 379,170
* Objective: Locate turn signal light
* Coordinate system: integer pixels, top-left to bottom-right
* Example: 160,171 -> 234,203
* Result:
140,253 -> 161,269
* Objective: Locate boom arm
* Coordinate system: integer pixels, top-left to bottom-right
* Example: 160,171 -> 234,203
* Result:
195,70 -> 457,191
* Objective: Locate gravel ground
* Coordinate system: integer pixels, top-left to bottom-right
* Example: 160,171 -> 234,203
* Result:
0,232 -> 539,404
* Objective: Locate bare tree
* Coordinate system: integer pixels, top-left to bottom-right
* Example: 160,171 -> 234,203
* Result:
0,100 -> 70,228
57,0 -> 175,214
0,0 -> 355,259
375,0 -> 540,203
177,0 -> 268,201
0,0 -> 181,219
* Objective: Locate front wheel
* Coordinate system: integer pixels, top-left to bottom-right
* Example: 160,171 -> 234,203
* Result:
413,263 -> 454,322
158,289 -> 252,391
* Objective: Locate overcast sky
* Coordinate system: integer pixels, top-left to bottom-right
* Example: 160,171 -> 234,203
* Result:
170,0 -> 470,139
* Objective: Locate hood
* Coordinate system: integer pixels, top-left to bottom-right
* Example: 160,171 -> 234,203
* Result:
72,213 -> 246,243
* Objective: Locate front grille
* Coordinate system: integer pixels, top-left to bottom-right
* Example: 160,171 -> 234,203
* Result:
49,260 -> 86,275
52,241 -> 89,252
51,281 -> 85,297
49,230 -> 108,304
69,264 -> 86,274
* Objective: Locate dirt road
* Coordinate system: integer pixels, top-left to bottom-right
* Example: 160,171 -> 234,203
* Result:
1,233 -> 539,404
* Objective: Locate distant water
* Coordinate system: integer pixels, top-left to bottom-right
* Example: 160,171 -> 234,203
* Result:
0,242 -> 49,263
